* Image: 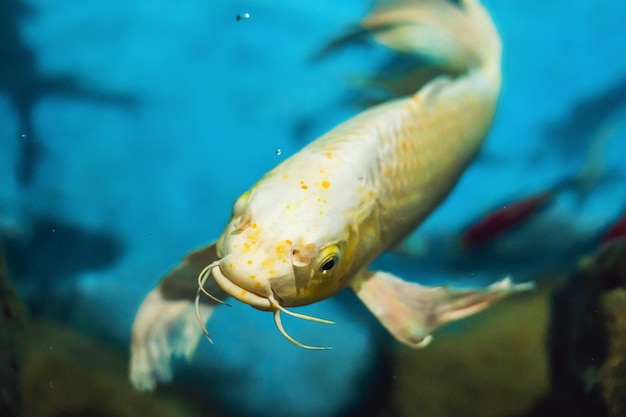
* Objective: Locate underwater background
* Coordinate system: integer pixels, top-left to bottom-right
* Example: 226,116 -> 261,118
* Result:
1,0 -> 626,416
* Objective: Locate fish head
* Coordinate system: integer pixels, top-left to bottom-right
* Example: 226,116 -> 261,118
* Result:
212,185 -> 363,311
200,162 -> 380,348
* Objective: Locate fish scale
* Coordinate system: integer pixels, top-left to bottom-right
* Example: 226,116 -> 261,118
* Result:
329,73 -> 500,249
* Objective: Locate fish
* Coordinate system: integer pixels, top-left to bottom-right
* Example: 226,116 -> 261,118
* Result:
459,126 -> 618,250
600,210 -> 626,245
129,0 -> 528,391
459,190 -> 556,250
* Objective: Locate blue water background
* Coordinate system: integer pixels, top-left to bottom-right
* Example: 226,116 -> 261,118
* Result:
1,0 -> 625,416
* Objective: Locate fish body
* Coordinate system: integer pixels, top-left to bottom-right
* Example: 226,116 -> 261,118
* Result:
458,134 -> 616,250
460,190 -> 555,250
218,69 -> 498,310
130,0 -> 527,391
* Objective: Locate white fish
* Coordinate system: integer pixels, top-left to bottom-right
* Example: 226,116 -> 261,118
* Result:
130,0 -> 528,391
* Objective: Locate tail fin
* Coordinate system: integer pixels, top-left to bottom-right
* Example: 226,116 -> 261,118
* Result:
361,0 -> 501,80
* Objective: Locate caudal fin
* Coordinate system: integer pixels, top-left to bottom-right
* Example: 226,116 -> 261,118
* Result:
361,0 -> 501,81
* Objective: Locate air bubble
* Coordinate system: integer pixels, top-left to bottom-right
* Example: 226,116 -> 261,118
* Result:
276,149 -> 282,156
236,12 -> 250,21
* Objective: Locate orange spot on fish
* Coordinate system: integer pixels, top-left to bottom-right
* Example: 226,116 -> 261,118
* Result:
286,204 -> 291,209
301,185 -> 308,190
321,181 -> 330,188
285,239 -> 293,245
247,260 -> 253,265
249,275 -> 256,280
282,174 -> 289,179
326,153 -> 332,159
241,290 -> 248,297
319,211 -> 324,215
254,282 -> 261,289
252,223 -> 257,228
261,258 -> 275,270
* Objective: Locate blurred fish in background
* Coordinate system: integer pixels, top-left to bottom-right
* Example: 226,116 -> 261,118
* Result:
459,125 -> 622,251
600,209 -> 626,246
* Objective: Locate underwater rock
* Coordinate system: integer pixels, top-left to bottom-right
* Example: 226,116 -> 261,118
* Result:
21,319 -> 223,417
1,243 -> 221,417
0,247 -> 26,417
379,287 -> 551,417
601,289 -> 626,415
530,238 -> 626,417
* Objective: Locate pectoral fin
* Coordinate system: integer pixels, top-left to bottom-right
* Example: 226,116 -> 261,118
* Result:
130,243 -> 227,391
350,270 -> 531,348
158,243 -> 226,301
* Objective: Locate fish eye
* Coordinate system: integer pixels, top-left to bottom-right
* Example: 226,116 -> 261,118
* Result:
319,254 -> 339,274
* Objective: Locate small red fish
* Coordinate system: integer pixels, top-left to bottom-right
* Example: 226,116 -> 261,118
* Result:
600,211 -> 626,245
460,190 -> 555,250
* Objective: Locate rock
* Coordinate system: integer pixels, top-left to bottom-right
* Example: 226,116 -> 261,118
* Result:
601,289 -> 626,416
0,247 -> 26,417
1,244 -> 223,417
526,238 -> 626,417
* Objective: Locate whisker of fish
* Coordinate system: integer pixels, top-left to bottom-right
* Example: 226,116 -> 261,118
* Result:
197,262 -> 229,305
268,293 -> 335,324
194,261 -> 230,344
272,309 -> 332,350
194,290 -> 214,344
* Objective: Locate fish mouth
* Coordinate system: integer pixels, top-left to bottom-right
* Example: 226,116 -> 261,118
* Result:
210,263 -> 273,311
194,260 -> 335,350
